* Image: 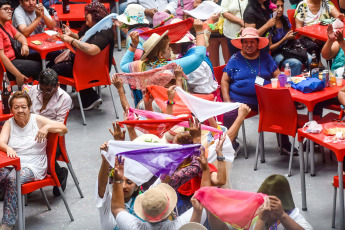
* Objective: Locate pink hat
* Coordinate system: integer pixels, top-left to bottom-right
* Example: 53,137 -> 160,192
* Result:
153,11 -> 174,28
231,27 -> 269,50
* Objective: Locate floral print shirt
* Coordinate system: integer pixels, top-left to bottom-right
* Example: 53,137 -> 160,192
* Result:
294,0 -> 334,26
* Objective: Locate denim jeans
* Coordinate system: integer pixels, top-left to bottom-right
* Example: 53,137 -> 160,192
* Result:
273,53 -> 312,76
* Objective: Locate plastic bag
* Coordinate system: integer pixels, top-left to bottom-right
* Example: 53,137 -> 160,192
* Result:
302,121 -> 323,133
291,77 -> 325,93
324,132 -> 345,143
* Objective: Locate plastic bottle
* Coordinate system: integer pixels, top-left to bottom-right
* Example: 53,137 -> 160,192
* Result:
284,63 -> 291,82
62,0 -> 70,14
53,12 -> 61,32
310,52 -> 319,78
2,73 -> 11,115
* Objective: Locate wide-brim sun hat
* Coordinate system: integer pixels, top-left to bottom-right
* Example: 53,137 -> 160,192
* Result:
170,19 -> 195,44
179,222 -> 207,230
117,4 -> 149,25
257,174 -> 295,211
141,30 -> 169,61
134,183 -> 177,222
231,27 -> 269,50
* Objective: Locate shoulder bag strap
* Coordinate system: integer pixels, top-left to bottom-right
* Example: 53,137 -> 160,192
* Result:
0,24 -> 16,44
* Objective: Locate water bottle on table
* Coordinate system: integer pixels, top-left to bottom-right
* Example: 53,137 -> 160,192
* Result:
284,63 -> 291,87
53,12 -> 61,33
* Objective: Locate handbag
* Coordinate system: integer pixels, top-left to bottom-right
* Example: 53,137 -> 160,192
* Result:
291,77 -> 325,93
0,24 -> 23,59
277,39 -> 309,69
54,49 -> 72,64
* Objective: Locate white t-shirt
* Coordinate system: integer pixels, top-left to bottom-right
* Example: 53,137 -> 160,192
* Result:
116,208 -> 207,230
187,61 -> 218,94
12,5 -> 51,36
221,0 -> 248,39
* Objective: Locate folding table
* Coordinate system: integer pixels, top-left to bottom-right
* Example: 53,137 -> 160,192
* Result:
295,24 -> 345,42
51,3 -> 110,21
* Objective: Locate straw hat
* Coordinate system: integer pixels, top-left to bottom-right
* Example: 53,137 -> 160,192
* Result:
257,174 -> 295,211
231,27 -> 269,50
153,11 -> 174,28
134,183 -> 177,222
179,222 -> 207,230
141,30 -> 169,61
117,4 -> 149,25
170,19 -> 195,44
133,134 -> 167,143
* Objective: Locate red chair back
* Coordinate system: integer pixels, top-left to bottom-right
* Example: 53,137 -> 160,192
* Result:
72,45 -> 111,92
255,85 -> 298,137
57,111 -> 70,163
213,65 -> 226,86
46,133 -> 60,184
287,9 -> 296,31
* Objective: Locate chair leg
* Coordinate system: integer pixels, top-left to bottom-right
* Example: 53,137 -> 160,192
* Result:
254,132 -> 261,170
109,85 -> 119,119
260,132 -> 265,163
22,195 -> 25,230
40,188 -> 51,210
24,194 -> 28,206
67,162 -> 84,198
77,92 -> 86,125
241,122 -> 248,159
332,186 -> 337,228
288,137 -> 295,177
305,140 -> 310,173
279,134 -> 283,155
321,146 -> 326,163
57,187 -> 74,221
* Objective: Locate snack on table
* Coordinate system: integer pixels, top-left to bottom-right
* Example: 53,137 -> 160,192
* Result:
324,127 -> 345,136
31,40 -> 43,45
291,77 -> 306,84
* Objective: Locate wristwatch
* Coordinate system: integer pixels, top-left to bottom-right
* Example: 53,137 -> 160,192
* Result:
217,156 -> 225,161
114,179 -> 123,184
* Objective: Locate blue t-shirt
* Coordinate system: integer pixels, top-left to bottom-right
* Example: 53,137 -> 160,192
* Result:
271,16 -> 291,47
224,51 -> 277,105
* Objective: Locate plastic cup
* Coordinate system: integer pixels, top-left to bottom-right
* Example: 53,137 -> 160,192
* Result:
336,77 -> 343,86
271,78 -> 278,88
278,74 -> 287,87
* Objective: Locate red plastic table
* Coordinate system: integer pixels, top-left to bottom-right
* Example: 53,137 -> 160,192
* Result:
265,80 -> 345,175
295,24 -> 345,41
0,151 -> 22,230
51,3 -> 110,21
297,125 -> 345,229
27,33 -> 69,70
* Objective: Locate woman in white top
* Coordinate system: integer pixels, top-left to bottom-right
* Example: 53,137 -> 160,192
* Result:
221,0 -> 248,55
0,91 -> 67,230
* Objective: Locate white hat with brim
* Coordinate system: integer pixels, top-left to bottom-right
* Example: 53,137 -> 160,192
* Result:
231,27 -> 269,50
117,4 -> 149,25
179,223 -> 207,230
170,19 -> 195,44
133,133 -> 167,143
134,183 -> 177,223
141,30 -> 169,61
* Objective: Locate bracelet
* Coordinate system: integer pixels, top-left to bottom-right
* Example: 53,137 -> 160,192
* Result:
166,100 -> 175,105
217,156 -> 225,161
130,43 -> 137,48
204,30 -> 211,35
196,31 -> 205,36
22,43 -> 28,46
114,179 -> 123,184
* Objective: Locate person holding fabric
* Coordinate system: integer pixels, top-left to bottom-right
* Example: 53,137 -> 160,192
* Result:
269,0 -> 309,76
0,0 -> 42,87
27,68 -> 72,197
49,2 -> 115,111
243,0 -> 275,38
221,0 -> 248,55
97,124 -> 140,230
0,91 -> 67,230
120,18 -> 212,103
221,27 -> 296,154
12,0 -> 55,37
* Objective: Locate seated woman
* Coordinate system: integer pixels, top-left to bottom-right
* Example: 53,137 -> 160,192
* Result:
0,91 -> 67,230
221,27 -> 296,154
295,0 -> 342,61
49,2 -> 115,111
270,0 -> 310,76
0,0 -> 42,87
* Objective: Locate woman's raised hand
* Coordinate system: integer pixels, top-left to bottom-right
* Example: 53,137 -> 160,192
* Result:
6,146 -> 17,158
114,156 -> 125,181
100,141 -> 109,152
63,24 -> 72,36
111,74 -> 123,89
193,19 -> 204,33
284,30 -> 295,40
129,31 -> 139,47
266,17 -> 276,28
21,44 -> 29,57
109,122 -> 126,141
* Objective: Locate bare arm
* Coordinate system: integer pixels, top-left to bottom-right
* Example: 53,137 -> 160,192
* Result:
111,156 -> 127,218
36,114 -> 68,136
322,40 -> 339,60
269,30 -> 295,52
42,13 -> 55,30
338,86 -> 345,105
0,50 -> 27,86
272,68 -> 280,78
210,135 -> 226,186
221,72 -> 231,102
166,85 -> 176,115
295,18 -> 304,29
330,6 -> 341,19
223,12 -> 244,26
0,121 -> 17,158
226,104 -> 251,141
111,74 -> 131,112
98,142 -> 110,198
246,18 -> 275,37
193,0 -> 202,8
17,18 -> 42,37
72,40 -> 101,56
190,196 -> 204,223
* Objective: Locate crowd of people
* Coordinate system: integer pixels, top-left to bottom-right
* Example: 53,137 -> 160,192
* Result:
3,0 -> 345,229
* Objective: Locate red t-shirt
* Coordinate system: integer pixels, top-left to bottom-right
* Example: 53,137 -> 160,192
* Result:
0,22 -> 17,61
178,163 -> 218,196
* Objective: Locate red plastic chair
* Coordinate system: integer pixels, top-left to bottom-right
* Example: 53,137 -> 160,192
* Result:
215,64 -> 258,159
332,175 -> 345,228
56,111 -> 84,198
287,9 -> 296,31
58,45 -> 119,125
19,133 -> 74,229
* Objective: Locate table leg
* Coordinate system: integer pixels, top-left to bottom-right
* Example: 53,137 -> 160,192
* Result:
308,111 -> 315,176
299,141 -> 307,211
16,170 -> 23,230
42,59 -> 47,70
338,161 -> 344,229
115,1 -> 121,51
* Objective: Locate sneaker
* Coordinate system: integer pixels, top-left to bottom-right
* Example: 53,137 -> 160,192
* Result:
233,141 -> 241,159
83,98 -> 102,111
53,167 -> 68,197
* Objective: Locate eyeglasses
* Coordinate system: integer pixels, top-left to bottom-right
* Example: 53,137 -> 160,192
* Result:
37,85 -> 55,94
0,7 -> 13,12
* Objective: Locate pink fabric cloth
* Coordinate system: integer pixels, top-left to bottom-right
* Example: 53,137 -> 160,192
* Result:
116,63 -> 177,90
194,187 -> 267,230
176,0 -> 195,19
28,86 -> 72,123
